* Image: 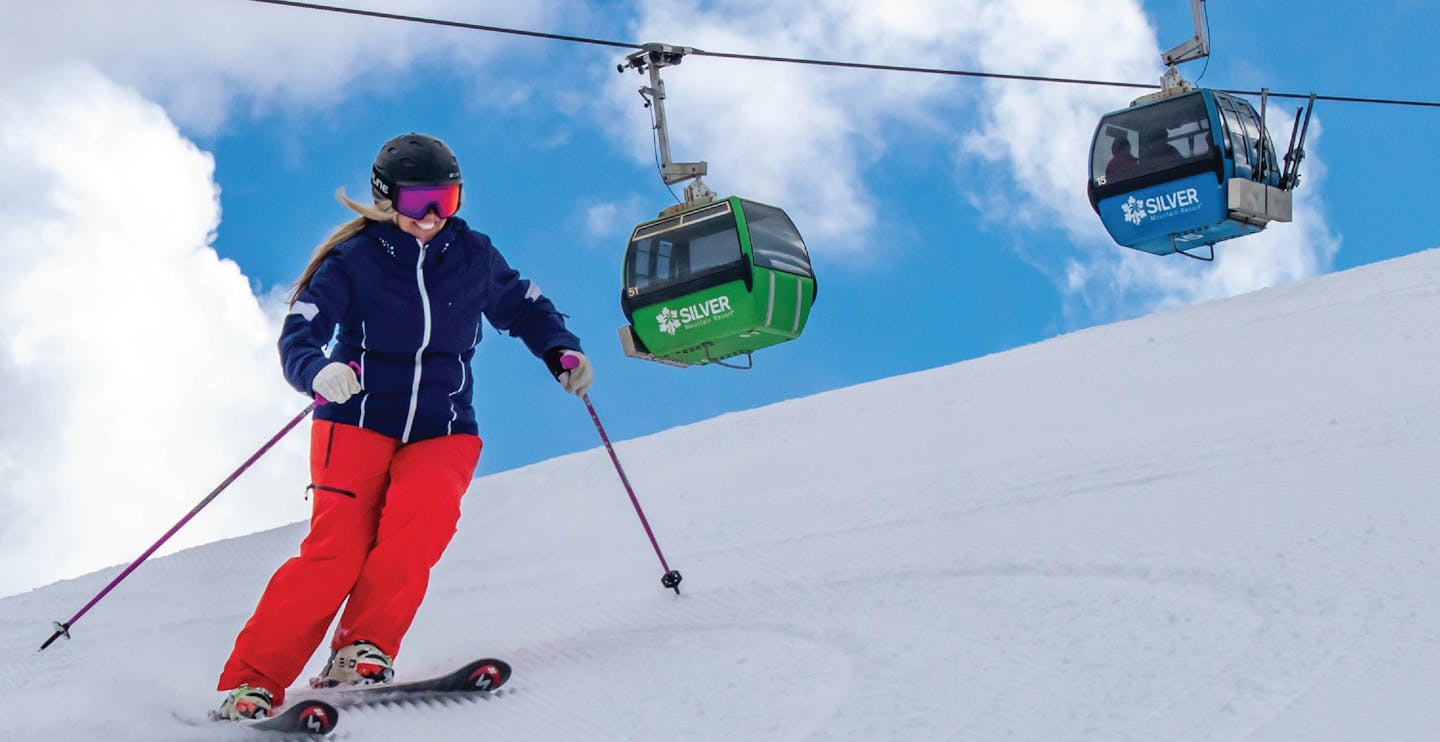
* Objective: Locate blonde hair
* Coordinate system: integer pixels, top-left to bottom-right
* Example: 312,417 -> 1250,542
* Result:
287,189 -> 397,305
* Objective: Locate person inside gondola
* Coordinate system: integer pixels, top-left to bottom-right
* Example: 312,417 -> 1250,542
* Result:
1105,135 -> 1138,178
1140,126 -> 1183,168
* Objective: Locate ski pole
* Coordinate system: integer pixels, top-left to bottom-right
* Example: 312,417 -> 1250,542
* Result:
564,355 -> 682,594
39,394 -> 330,651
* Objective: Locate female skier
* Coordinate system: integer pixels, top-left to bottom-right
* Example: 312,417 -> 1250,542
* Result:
214,132 -> 592,720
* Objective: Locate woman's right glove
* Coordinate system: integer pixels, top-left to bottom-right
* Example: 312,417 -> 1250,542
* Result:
545,348 -> 593,397
313,361 -> 361,404
557,350 -> 594,397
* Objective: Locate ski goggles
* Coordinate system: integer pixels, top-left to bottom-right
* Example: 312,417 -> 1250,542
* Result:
392,183 -> 462,220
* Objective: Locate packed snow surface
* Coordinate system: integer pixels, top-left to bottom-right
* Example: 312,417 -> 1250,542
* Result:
5,249 -> 1440,740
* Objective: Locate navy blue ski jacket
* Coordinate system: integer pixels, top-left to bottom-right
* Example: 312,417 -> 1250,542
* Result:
279,217 -> 582,443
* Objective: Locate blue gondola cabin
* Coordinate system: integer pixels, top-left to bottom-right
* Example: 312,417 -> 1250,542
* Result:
1087,87 -> 1293,258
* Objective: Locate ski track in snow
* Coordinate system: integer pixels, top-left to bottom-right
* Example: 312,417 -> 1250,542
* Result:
4,250 -> 1440,740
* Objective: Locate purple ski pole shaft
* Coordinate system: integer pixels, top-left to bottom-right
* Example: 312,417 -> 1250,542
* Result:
564,355 -> 682,593
39,400 -> 318,651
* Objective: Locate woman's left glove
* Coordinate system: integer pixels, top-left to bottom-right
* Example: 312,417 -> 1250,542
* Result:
547,349 -> 593,397
313,361 -> 361,404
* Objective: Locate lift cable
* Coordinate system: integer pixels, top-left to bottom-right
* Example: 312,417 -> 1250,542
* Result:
246,0 -> 1440,109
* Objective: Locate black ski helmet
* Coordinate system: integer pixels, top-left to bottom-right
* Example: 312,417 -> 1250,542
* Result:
370,133 -> 462,203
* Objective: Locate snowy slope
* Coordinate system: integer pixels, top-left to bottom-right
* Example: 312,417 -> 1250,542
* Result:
4,249 -> 1440,741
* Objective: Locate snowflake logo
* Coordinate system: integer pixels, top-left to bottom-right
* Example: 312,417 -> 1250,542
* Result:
1122,196 -> 1146,226
656,307 -> 681,335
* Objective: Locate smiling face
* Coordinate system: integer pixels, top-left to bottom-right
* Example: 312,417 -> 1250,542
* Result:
396,210 -> 446,243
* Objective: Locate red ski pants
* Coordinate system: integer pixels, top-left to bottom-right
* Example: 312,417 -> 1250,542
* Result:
218,421 -> 482,703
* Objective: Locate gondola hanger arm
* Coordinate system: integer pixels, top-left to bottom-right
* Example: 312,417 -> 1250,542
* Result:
1160,0 -> 1209,92
1162,0 -> 1209,67
618,41 -> 714,203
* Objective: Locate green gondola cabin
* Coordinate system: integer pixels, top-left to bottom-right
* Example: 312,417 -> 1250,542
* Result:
619,196 -> 817,368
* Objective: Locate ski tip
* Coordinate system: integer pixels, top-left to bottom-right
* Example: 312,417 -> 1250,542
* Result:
204,699 -> 340,735
239,699 -> 339,735
462,658 -> 512,692
292,700 -> 340,735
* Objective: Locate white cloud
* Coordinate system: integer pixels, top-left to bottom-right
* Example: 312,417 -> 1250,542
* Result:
959,3 -> 1159,227
0,65 -> 311,597
603,0 -> 1159,253
0,0 -> 595,596
1,0 -> 573,132
586,202 -> 621,238
607,0 -> 967,254
581,193 -> 662,246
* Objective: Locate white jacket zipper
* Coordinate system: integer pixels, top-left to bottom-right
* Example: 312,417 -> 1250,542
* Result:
401,242 -> 433,442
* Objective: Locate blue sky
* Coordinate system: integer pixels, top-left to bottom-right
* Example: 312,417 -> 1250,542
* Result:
0,0 -> 1435,595
202,0 -> 1436,470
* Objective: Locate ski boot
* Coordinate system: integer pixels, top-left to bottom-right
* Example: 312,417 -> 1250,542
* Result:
210,684 -> 274,721
310,640 -> 395,688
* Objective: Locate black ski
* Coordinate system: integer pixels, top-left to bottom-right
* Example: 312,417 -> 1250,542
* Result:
302,658 -> 511,708
202,699 -> 339,736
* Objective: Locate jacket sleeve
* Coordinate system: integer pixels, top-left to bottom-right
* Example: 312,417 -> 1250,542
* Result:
278,250 -> 353,396
480,238 -> 582,360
